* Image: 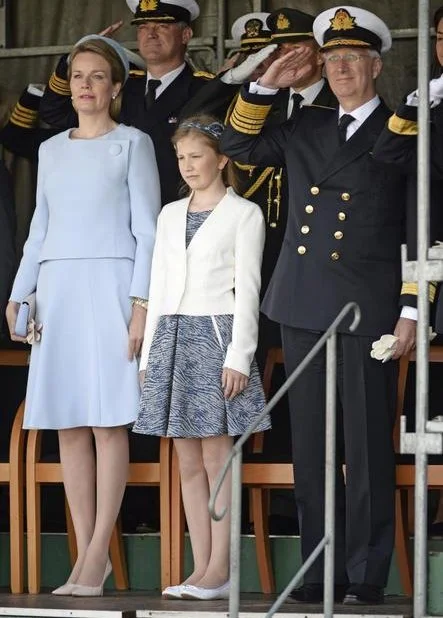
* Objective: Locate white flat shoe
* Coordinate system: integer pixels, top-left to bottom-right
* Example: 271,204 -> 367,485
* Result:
51,582 -> 76,596
181,581 -> 230,600
162,584 -> 186,599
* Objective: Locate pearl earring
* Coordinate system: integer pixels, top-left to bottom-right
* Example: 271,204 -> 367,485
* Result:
112,92 -> 117,99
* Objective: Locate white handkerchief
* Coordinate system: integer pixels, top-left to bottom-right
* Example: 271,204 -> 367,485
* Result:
370,334 -> 399,363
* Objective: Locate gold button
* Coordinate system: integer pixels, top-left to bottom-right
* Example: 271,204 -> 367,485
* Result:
341,192 -> 350,201
301,225 -> 310,234
334,231 -> 343,240
338,212 -> 346,221
330,251 -> 340,261
310,186 -> 320,195
297,245 -> 307,255
305,205 -> 314,214
270,222 -> 277,228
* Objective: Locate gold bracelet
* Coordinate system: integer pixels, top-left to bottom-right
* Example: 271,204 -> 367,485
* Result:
131,297 -> 149,310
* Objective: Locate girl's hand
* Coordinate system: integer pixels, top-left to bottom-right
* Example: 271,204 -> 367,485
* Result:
6,301 -> 27,343
139,370 -> 146,389
222,367 -> 249,400
128,304 -> 147,360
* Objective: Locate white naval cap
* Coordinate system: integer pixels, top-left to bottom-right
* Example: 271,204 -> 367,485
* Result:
126,0 -> 200,25
231,12 -> 271,53
313,6 -> 391,54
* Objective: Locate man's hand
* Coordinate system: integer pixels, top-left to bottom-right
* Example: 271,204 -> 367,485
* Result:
258,47 -> 315,90
392,317 -> 416,359
128,303 -> 147,361
221,44 -> 278,85
98,20 -> 124,38
221,367 -> 249,400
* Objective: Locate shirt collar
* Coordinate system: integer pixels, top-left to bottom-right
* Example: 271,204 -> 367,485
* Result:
338,95 -> 380,126
290,78 -> 325,107
146,63 -> 186,96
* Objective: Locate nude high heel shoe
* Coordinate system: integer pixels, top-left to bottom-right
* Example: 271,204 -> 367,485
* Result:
51,582 -> 77,596
71,559 -> 112,597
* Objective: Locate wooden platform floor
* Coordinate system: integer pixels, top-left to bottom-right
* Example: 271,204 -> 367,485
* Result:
0,591 -> 413,618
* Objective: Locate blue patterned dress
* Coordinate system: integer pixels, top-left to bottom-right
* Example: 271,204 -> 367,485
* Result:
133,211 -> 270,438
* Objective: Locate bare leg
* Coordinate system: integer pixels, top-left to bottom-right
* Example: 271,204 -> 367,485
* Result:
58,428 -> 96,584
194,434 -> 233,589
75,426 -> 129,586
173,438 -> 211,584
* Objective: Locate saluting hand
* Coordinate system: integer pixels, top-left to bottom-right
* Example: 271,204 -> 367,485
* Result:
222,367 -> 249,400
99,20 -> 124,38
259,47 -> 315,90
128,304 -> 147,361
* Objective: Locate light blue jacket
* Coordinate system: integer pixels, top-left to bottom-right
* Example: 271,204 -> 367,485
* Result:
10,124 -> 161,301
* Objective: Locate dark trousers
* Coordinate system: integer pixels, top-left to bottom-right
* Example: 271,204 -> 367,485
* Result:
281,326 -> 397,587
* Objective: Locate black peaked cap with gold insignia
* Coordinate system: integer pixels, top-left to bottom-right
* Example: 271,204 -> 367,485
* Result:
267,8 -> 315,44
126,0 -> 200,25
313,6 -> 391,53
231,12 -> 272,54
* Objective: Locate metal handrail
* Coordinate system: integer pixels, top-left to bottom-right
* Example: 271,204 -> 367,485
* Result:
209,301 -> 361,618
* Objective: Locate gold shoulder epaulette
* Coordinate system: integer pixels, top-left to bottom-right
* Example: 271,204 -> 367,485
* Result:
49,72 -> 71,96
388,113 -> 418,136
10,102 -> 38,129
193,70 -> 214,80
129,69 -> 146,77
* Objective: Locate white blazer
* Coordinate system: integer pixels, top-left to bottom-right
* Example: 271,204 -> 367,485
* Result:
139,187 -> 265,376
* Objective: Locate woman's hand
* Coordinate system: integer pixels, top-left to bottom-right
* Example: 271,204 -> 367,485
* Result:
128,304 -> 147,360
222,367 -> 249,400
5,301 -> 27,343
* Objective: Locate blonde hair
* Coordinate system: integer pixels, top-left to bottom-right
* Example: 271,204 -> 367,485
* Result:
68,39 -> 125,121
172,114 -> 239,193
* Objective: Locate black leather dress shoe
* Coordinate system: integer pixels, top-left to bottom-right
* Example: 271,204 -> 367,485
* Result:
343,583 -> 384,605
289,583 -> 348,603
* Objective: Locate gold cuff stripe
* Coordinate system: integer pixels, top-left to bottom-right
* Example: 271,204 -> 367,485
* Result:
243,167 -> 274,199
11,111 -> 37,127
10,117 -> 35,129
401,282 -> 437,302
388,114 -> 418,136
230,113 -> 264,134
49,73 -> 71,95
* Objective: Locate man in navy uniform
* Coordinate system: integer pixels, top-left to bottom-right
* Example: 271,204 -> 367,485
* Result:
221,6 -> 417,605
39,0 -> 212,205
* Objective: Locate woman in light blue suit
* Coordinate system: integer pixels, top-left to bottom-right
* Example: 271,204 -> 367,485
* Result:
6,35 -> 161,596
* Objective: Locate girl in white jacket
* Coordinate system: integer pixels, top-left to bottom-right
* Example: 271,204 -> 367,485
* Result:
134,114 -> 270,600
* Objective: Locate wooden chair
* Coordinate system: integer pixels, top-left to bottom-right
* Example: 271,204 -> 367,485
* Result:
26,428 -> 173,593
0,347 -> 30,593
395,347 -> 443,597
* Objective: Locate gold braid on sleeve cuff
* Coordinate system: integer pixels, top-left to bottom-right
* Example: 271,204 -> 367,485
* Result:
230,94 -> 272,135
387,114 -> 418,136
401,281 -> 437,302
48,72 -> 71,96
10,102 -> 38,129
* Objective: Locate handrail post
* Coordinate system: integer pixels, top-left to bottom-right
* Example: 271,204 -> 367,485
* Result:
229,449 -> 242,617
415,1 -> 431,617
324,333 -> 337,618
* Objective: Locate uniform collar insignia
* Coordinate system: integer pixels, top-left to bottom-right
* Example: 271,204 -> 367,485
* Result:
330,8 -> 357,31
276,13 -> 290,31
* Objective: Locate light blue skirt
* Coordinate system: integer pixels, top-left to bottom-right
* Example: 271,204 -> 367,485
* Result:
23,258 -> 139,429
134,314 -> 271,438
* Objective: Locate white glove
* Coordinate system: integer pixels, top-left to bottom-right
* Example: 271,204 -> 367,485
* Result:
27,83 -> 45,97
370,334 -> 399,363
221,44 -> 277,85
406,74 -> 443,108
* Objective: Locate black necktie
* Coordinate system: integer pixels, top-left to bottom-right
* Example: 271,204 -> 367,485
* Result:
289,92 -> 304,120
145,79 -> 161,109
338,114 -> 355,144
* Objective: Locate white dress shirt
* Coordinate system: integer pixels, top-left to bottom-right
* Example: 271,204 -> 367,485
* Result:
145,63 -> 186,98
287,78 -> 325,118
